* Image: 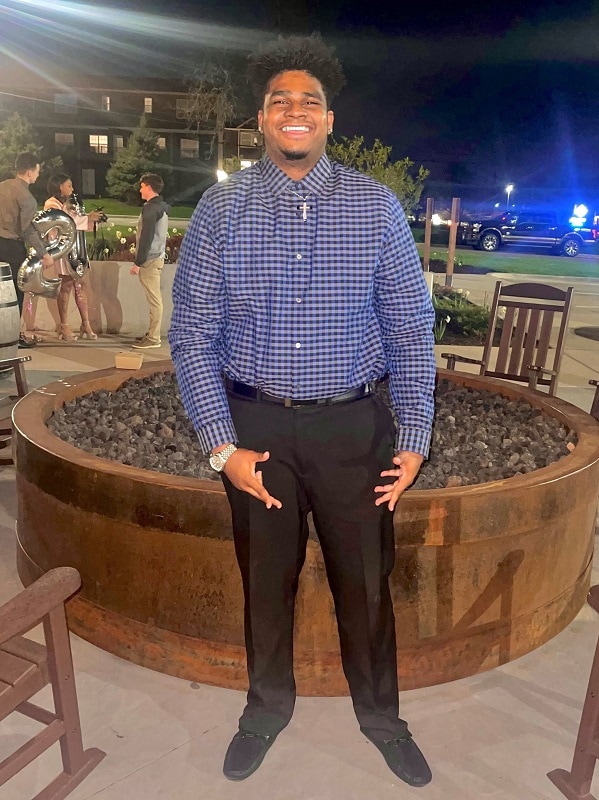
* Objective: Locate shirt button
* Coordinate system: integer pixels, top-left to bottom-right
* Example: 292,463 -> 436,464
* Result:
296,253 -> 302,260
295,342 -> 301,349
295,298 -> 302,303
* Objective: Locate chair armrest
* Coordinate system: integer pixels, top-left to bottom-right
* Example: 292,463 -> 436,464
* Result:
528,365 -> 558,377
0,567 -> 81,644
0,356 -> 32,368
441,352 -> 485,370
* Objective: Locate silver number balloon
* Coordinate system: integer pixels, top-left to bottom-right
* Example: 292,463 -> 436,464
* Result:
17,209 -> 76,298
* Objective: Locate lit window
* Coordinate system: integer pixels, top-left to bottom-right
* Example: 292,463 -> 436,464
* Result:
54,132 -> 74,146
101,95 -> 110,112
144,97 -> 153,113
239,130 -> 259,147
89,134 -> 109,154
176,98 -> 192,119
157,137 -> 166,150
115,135 -> 124,150
54,94 -> 77,114
180,138 -> 199,158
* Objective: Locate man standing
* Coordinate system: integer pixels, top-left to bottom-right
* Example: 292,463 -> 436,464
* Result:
169,35 -> 436,787
0,152 -> 54,347
130,173 -> 169,349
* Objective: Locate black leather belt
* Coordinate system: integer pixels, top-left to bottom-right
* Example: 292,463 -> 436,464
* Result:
224,378 -> 376,408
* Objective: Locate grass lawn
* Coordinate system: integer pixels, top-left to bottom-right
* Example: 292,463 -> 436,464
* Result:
66,198 -> 196,218
416,243 -> 599,278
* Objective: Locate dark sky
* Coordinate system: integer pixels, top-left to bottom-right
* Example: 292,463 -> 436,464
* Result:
3,0 -> 599,203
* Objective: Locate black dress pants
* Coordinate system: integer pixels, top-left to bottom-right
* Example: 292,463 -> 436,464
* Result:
222,391 -> 409,743
0,237 -> 26,315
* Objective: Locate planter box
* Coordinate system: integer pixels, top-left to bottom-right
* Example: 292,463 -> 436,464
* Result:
22,261 -> 177,339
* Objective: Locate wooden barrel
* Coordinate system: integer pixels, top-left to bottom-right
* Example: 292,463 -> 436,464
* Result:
0,262 -> 20,360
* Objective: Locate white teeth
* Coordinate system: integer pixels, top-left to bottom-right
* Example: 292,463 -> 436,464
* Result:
282,126 -> 309,132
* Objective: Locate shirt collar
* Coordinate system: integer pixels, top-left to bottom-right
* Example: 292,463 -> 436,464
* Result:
258,154 -> 332,198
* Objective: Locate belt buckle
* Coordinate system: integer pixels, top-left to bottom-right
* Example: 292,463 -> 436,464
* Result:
284,397 -> 293,408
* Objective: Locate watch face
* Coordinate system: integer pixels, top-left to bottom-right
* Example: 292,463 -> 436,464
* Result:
209,454 -> 224,472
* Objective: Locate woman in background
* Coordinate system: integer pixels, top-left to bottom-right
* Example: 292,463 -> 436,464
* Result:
44,174 -> 102,340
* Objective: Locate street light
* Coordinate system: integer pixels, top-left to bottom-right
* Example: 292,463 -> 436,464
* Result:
505,183 -> 514,210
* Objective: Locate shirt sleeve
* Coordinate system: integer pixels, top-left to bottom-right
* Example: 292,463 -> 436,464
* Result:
168,195 -> 238,454
21,191 -> 46,256
374,196 -> 436,458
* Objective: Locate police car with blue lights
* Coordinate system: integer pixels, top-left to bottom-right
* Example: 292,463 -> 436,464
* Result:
459,205 -> 598,257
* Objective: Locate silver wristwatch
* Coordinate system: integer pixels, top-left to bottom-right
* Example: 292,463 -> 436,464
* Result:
209,444 -> 238,472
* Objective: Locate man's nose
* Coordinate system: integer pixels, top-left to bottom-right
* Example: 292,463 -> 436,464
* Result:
285,102 -> 307,116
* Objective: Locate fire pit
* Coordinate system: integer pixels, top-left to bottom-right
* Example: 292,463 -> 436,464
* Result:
13,363 -> 599,693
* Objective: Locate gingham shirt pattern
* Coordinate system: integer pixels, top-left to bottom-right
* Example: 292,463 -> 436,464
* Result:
169,155 -> 436,456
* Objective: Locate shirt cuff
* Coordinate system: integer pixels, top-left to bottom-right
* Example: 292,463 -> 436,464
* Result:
196,418 -> 239,455
395,426 -> 431,459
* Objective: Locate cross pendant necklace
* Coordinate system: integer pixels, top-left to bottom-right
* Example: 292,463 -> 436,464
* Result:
287,188 -> 312,221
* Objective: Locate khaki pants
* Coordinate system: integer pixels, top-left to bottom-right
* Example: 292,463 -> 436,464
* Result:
138,257 -> 164,342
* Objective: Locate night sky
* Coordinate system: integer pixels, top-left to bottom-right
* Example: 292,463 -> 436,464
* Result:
3,0 -> 599,204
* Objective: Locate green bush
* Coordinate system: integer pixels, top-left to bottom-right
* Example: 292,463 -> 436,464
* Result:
432,286 -> 498,343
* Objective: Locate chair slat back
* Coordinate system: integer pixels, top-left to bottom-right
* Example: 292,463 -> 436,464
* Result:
479,281 -> 574,395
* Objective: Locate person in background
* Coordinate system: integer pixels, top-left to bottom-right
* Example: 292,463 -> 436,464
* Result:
169,35 -> 436,787
0,152 -> 54,347
44,173 -> 103,341
130,173 -> 169,349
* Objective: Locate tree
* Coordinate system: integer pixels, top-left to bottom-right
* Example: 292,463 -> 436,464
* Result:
105,116 -> 165,203
184,57 -> 251,170
0,112 -> 62,196
327,136 -> 429,217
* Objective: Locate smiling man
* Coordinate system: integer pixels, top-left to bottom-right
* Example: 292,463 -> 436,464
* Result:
169,34 -> 436,787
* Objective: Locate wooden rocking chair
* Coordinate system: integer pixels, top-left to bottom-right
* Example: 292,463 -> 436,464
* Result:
0,354 -> 31,465
0,567 -> 105,799
441,281 -> 574,396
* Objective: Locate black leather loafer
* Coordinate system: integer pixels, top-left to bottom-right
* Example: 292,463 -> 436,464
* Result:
223,730 -> 275,781
368,735 -> 432,787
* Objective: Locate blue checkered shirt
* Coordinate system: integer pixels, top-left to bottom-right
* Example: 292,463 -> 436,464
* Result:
169,155 -> 436,457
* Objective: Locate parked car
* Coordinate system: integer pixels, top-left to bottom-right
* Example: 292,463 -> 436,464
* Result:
459,210 -> 599,257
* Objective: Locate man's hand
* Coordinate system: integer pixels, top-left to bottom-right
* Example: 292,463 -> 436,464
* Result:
130,264 -> 140,276
223,448 -> 282,510
374,450 -> 424,511
41,253 -> 54,269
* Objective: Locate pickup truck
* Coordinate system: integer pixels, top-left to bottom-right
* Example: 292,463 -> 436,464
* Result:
459,210 -> 598,257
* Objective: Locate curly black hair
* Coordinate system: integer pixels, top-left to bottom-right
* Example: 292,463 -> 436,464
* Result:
247,33 -> 345,108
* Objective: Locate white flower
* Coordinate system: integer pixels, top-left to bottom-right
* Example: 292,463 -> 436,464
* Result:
116,230 -> 122,238
103,247 -> 110,254
172,227 -> 178,233
445,315 -> 451,323
465,290 -> 470,297
128,227 -> 132,232
120,237 -> 127,244
110,222 -> 115,228
129,245 -> 136,253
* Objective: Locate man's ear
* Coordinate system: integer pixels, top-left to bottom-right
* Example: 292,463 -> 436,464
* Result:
257,109 -> 264,132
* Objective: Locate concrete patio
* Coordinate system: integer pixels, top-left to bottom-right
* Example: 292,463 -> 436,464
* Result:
1,270 -> 599,799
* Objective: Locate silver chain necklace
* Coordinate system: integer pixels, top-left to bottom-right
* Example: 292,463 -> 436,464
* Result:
287,188 -> 313,221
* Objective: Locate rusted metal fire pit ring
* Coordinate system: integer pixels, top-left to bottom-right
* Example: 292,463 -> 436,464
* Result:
12,362 -> 599,694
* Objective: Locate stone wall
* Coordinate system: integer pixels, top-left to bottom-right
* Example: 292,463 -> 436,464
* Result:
22,261 -> 176,338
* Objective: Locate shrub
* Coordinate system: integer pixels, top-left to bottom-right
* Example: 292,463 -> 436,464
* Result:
432,286 -> 498,343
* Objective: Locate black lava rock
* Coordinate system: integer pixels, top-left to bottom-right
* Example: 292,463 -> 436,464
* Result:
46,373 -> 577,490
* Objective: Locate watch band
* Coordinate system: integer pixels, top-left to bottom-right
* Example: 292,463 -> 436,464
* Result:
209,443 -> 238,472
